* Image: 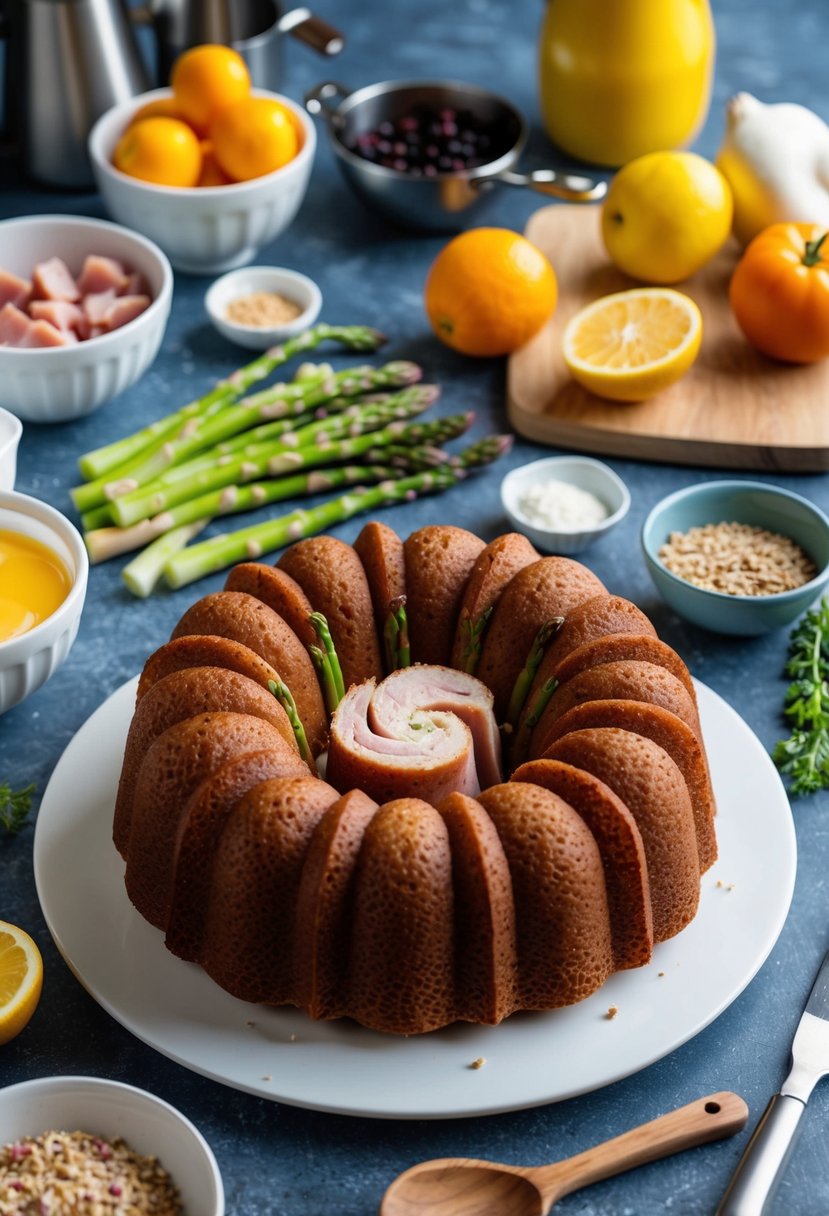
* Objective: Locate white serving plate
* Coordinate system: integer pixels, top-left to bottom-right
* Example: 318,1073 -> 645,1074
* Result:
34,676 -> 795,1120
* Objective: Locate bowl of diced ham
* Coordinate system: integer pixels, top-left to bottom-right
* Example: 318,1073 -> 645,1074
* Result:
0,214 -> 173,423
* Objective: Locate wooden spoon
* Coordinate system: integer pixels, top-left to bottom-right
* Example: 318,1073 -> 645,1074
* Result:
380,1090 -> 748,1216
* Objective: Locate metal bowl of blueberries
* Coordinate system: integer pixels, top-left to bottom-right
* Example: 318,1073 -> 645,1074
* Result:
305,78 -> 606,230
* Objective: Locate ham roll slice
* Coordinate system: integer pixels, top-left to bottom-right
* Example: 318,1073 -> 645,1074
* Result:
327,665 -> 503,806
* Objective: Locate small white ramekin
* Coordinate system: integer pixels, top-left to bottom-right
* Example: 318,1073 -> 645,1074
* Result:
205,265 -> 322,350
501,455 -> 631,555
0,214 -> 173,424
89,88 -> 316,275
0,1075 -> 223,1215
0,408 -> 22,489
0,490 -> 88,714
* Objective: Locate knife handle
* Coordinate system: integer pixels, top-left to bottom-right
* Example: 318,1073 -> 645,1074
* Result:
716,1093 -> 806,1215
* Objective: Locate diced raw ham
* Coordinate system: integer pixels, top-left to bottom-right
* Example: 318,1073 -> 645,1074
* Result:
0,302 -> 35,346
103,294 -> 151,331
31,256 -> 80,302
0,269 -> 31,310
327,665 -> 503,806
83,289 -> 117,325
29,300 -> 84,333
77,254 -> 128,296
121,271 -> 148,297
19,319 -> 73,348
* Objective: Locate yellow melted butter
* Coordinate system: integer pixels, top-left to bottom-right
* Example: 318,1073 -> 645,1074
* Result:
0,529 -> 71,642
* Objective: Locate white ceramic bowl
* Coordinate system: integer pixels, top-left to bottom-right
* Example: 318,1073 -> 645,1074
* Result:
205,265 -> 322,349
501,455 -> 631,555
89,89 -> 316,275
0,408 -> 22,489
0,490 -> 88,714
0,1075 -> 223,1215
0,214 -> 173,424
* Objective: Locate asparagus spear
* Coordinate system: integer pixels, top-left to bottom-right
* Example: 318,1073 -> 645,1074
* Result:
78,324 -> 387,482
164,434 -> 513,589
71,363 -> 422,514
309,612 -> 346,712
509,677 -> 559,769
121,520 -> 211,599
383,596 -> 411,673
505,618 -> 565,730
111,409 -> 470,529
88,462 -> 419,565
457,605 -> 494,676
268,679 -> 313,766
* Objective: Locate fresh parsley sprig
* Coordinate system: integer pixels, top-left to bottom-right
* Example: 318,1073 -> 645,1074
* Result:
0,781 -> 35,835
773,599 -> 829,795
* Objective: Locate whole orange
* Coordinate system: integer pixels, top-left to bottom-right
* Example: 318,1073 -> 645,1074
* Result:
171,44 -> 251,135
127,97 -> 187,128
197,141 -> 233,187
113,116 -> 202,187
211,97 -> 299,181
424,228 -> 558,356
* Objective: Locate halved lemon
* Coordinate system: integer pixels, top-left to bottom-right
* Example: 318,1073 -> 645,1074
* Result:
562,287 -> 703,402
0,920 -> 43,1045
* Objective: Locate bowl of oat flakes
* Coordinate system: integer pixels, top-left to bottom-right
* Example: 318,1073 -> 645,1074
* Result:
641,480 -> 829,635
0,1075 -> 223,1214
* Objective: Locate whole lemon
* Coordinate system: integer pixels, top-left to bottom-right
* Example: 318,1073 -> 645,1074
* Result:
602,151 -> 733,283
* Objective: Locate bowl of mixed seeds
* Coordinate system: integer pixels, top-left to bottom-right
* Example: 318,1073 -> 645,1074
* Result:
641,480 -> 829,635
0,1075 -> 223,1215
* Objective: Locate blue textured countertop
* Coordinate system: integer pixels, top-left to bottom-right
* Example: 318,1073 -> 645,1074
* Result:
3,1 -> 829,1211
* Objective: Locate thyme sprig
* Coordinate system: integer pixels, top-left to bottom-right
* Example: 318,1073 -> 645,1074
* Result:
0,782 -> 35,835
773,599 -> 829,796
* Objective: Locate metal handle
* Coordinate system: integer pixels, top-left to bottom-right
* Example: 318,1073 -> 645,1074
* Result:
304,80 -> 351,126
278,8 -> 344,56
716,1093 -> 807,1216
493,167 -> 607,203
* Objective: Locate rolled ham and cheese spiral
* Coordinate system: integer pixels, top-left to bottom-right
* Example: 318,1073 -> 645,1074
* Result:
326,665 -> 502,806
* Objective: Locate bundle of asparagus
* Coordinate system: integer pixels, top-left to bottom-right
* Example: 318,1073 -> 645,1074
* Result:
71,322 -> 513,597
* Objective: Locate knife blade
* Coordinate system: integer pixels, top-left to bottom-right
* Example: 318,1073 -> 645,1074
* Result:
717,947 -> 829,1216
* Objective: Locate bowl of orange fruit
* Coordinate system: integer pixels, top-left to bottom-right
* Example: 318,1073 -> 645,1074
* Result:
88,45 -> 315,275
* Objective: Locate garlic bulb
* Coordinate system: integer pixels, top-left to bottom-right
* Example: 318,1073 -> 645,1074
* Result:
716,92 -> 829,245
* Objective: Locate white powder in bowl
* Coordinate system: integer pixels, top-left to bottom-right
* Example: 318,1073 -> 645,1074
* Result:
518,479 -> 609,532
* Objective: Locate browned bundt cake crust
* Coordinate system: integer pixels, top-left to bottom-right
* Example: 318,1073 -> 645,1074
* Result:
403,525 -> 486,666
477,557 -> 607,719
117,524 -> 717,1036
451,532 -> 539,672
114,665 -> 301,856
278,536 -> 384,689
171,590 -> 328,756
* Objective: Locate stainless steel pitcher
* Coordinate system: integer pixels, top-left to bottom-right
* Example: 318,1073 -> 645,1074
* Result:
146,0 -> 344,93
4,0 -> 151,188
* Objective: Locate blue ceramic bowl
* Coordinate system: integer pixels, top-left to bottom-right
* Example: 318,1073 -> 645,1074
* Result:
641,480 -> 829,635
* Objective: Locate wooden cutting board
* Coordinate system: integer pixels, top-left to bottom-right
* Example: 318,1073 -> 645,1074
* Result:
507,205 -> 829,471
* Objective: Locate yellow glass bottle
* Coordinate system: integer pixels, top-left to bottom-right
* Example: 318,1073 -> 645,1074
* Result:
538,0 -> 715,167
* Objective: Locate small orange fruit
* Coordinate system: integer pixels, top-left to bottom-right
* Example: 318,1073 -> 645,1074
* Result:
113,116 -> 202,187
211,97 -> 299,181
197,141 -> 233,187
126,97 -> 187,128
424,228 -> 558,357
171,44 -> 251,135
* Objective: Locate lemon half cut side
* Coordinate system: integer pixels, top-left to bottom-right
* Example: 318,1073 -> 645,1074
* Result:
562,287 -> 703,403
0,920 -> 43,1045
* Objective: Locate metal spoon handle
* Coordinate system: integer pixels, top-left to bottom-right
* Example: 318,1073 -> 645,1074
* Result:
494,167 -> 607,203
715,1093 -> 806,1216
535,1091 -> 749,1210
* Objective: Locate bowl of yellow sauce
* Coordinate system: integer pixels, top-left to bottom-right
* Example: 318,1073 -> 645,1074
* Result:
0,491 -> 88,714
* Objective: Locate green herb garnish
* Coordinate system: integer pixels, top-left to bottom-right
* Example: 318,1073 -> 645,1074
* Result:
773,599 -> 829,795
0,782 -> 35,835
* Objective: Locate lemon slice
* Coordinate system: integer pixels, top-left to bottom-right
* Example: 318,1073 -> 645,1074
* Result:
562,288 -> 703,402
0,920 -> 43,1045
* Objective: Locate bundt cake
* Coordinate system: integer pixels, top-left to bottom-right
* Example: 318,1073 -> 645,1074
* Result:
114,524 -> 717,1035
